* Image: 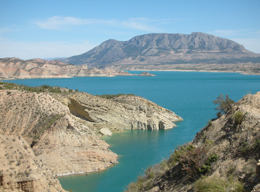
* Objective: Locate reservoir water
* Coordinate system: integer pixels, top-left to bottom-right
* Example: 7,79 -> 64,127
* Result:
4,71 -> 260,192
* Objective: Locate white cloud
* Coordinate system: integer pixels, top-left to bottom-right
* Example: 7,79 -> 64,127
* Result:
0,38 -> 97,60
34,16 -> 161,31
231,38 -> 260,53
34,16 -> 116,30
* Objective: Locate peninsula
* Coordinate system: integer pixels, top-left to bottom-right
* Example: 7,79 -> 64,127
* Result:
0,82 -> 182,192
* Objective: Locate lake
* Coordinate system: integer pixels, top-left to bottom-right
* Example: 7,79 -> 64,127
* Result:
4,71 -> 260,192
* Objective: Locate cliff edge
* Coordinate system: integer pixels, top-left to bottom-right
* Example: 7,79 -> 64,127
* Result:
126,92 -> 260,192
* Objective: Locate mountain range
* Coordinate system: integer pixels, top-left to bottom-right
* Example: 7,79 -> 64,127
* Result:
61,32 -> 260,68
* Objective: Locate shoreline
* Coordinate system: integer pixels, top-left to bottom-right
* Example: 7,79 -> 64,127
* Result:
127,69 -> 260,76
1,70 -> 259,81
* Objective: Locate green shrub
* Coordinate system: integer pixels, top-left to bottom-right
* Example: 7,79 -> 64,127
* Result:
233,111 -> 244,125
213,94 -> 234,114
208,120 -> 212,126
199,154 -> 218,174
204,139 -> 214,146
199,165 -> 210,174
207,154 -> 218,164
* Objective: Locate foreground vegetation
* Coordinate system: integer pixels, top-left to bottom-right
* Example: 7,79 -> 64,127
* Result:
125,94 -> 260,191
96,93 -> 135,99
0,81 -> 78,93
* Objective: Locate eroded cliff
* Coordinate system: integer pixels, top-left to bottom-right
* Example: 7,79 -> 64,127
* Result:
53,92 -> 182,132
0,82 -> 182,192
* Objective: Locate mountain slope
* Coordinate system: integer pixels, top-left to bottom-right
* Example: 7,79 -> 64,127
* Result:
125,92 -> 260,192
62,32 -> 260,67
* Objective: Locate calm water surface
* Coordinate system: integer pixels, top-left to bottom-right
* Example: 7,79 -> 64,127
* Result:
4,71 -> 260,192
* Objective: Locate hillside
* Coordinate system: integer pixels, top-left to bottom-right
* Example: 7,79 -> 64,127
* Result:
62,32 -> 260,68
0,58 -> 136,80
0,82 -> 182,192
125,92 -> 260,192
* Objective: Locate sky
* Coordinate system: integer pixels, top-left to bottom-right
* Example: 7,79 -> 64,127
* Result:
0,0 -> 260,60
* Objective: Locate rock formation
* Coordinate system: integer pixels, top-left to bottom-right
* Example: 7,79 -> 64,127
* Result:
53,92 -> 182,131
138,72 -> 156,76
0,82 -> 182,191
0,135 -> 66,192
126,92 -> 260,192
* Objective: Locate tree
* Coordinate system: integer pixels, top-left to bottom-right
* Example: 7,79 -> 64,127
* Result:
213,94 -> 234,114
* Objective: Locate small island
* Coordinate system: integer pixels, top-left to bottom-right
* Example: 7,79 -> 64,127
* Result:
138,72 -> 156,76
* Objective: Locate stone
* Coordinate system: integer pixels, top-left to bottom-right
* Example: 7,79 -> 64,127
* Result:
100,128 -> 112,136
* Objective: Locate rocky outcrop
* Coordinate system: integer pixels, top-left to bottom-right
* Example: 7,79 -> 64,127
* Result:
138,72 -> 156,76
62,32 -> 260,67
99,128 -> 112,136
0,83 -> 182,191
0,58 -> 136,80
126,92 -> 260,192
0,90 -> 118,178
54,92 -> 182,131
0,135 -> 66,192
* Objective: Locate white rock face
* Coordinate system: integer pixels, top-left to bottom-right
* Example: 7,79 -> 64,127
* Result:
100,128 -> 112,136
61,93 -> 183,131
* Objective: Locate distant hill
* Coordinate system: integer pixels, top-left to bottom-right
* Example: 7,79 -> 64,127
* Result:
61,32 -> 260,68
0,58 -> 139,79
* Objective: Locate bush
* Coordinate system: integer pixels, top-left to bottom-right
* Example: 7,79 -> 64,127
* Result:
199,154 -> 218,174
213,94 -> 234,114
204,139 -> 214,146
233,111 -> 244,125
207,154 -> 218,164
178,144 -> 209,175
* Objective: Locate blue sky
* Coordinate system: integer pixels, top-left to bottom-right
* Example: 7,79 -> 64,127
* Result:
0,0 -> 260,59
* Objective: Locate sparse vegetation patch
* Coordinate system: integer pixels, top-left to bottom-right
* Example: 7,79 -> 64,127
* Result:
233,111 -> 244,125
96,93 -> 135,99
194,176 -> 244,192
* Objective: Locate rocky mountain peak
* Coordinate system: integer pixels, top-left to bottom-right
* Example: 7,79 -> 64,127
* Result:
62,32 -> 257,67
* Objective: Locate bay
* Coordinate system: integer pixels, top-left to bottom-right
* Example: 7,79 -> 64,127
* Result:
3,71 -> 260,192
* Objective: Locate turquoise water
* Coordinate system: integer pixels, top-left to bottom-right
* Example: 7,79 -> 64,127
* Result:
4,71 -> 260,192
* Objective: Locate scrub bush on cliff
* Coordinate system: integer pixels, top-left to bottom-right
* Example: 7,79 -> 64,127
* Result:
213,94 -> 234,115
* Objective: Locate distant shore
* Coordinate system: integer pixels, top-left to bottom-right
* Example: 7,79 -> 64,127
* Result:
1,66 -> 260,81
112,63 -> 260,76
129,69 -> 260,76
